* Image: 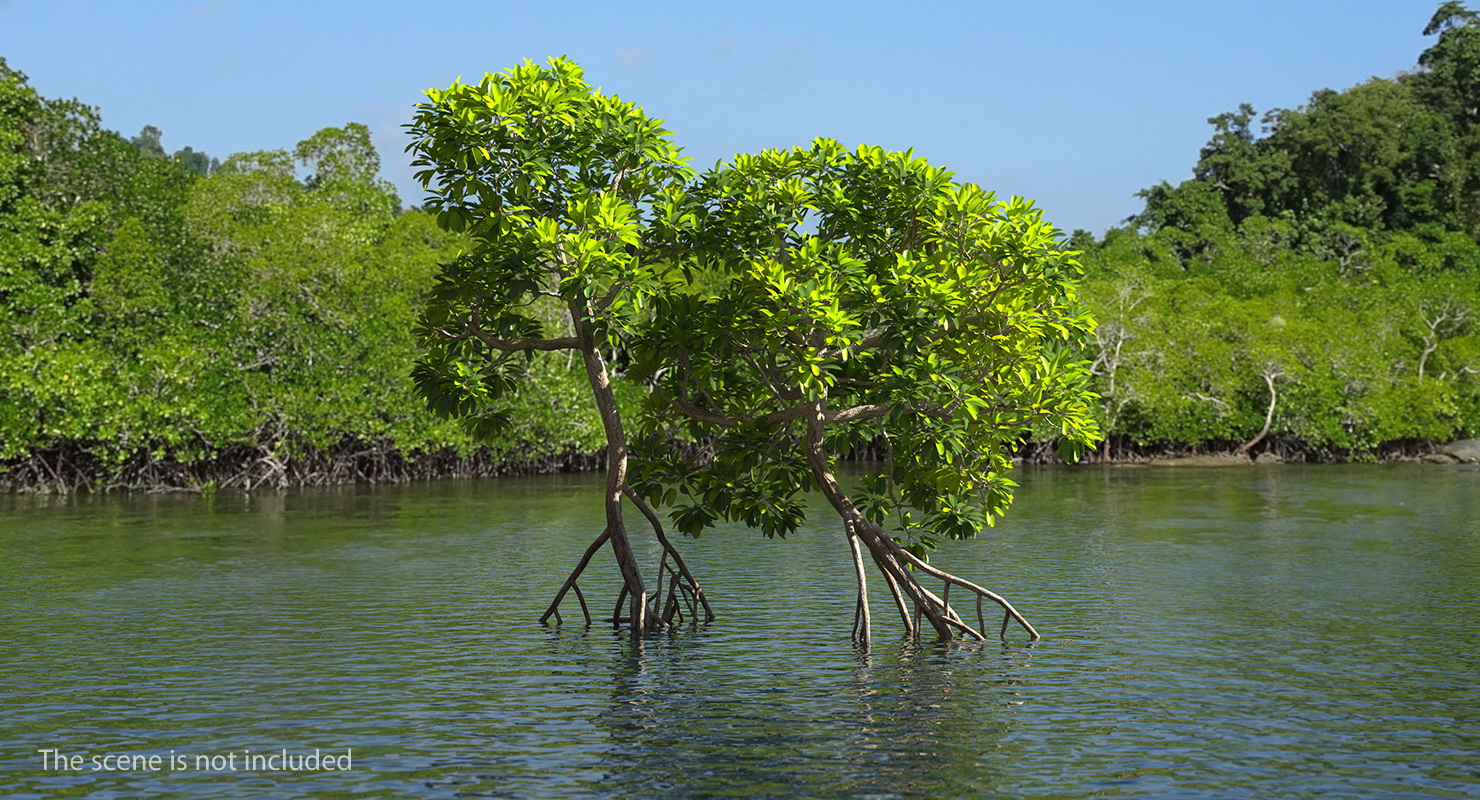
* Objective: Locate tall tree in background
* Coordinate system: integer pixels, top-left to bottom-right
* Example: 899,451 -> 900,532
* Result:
1419,2 -> 1480,124
130,125 -> 165,156
1417,1 -> 1480,235
1074,2 -> 1480,459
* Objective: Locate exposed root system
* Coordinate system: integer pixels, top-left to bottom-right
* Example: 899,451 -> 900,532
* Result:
808,411 -> 1038,644
539,488 -> 713,634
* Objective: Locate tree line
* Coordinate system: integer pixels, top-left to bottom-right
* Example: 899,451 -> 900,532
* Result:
1072,2 -> 1480,460
0,58 -> 608,491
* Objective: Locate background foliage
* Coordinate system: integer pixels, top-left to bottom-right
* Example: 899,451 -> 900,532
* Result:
1073,4 -> 1480,458
0,58 -> 606,489
2,3 -> 1477,490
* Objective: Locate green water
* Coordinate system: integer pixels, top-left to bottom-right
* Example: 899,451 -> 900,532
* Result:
1,465 -> 1477,798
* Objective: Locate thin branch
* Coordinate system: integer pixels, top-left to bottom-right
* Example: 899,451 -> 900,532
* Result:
649,385 -> 890,429
468,327 -> 581,352
594,279 -> 633,311
651,385 -> 743,427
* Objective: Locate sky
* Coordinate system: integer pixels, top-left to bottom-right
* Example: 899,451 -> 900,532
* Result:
0,0 -> 1449,235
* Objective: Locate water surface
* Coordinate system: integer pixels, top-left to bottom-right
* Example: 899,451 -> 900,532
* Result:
2,465 -> 1477,798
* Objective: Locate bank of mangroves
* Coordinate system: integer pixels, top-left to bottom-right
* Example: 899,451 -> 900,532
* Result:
2,4 -> 1477,489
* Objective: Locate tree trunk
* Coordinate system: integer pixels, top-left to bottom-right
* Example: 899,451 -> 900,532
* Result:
575,323 -> 649,635
538,330 -> 715,634
538,300 -> 714,635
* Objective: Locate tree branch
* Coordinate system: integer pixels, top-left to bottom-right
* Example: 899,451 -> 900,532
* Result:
468,327 -> 580,352
651,385 -> 743,427
824,404 -> 888,423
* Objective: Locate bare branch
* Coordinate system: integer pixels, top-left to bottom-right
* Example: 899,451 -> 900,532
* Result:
651,385 -> 743,427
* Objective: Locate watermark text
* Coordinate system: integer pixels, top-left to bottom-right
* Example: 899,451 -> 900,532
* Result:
37,748 -> 353,773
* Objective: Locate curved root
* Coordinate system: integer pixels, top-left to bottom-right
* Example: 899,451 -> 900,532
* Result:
846,515 -> 1040,643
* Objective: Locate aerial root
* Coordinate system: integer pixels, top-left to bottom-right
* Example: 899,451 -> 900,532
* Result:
652,557 -> 704,624
846,516 -> 1040,643
846,518 -> 871,646
540,491 -> 715,634
540,527 -> 612,627
626,486 -> 714,623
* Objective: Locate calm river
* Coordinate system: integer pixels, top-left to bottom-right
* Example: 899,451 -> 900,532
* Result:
1,465 -> 1477,798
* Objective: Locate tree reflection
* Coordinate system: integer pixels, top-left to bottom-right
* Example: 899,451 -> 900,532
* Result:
586,634 -> 1033,798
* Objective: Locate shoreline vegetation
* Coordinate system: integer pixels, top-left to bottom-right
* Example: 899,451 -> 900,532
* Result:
0,440 -> 606,494
3,4 -> 1478,494
6,437 -> 1475,496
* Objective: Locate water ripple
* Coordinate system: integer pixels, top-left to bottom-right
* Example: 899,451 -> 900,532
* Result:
1,467 -> 1477,798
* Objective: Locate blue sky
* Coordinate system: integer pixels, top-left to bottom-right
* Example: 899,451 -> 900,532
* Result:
0,0 -> 1447,234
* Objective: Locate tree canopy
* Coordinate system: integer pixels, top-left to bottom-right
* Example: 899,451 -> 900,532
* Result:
628,140 -> 1099,640
406,59 -> 1099,641
405,57 -> 712,635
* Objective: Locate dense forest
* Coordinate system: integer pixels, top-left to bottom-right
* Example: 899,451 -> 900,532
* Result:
0,57 -> 611,490
1075,3 -> 1480,460
2,3 -> 1478,490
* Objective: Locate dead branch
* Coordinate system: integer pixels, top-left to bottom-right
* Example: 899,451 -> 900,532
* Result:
1235,368 -> 1282,457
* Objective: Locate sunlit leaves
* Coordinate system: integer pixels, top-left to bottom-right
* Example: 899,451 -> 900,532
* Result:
1072,4 -> 1480,455
405,58 -> 697,443
631,138 -> 1102,550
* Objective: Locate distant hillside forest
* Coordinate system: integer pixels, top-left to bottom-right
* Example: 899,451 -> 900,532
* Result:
2,3 -> 1478,490
1072,2 -> 1480,460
